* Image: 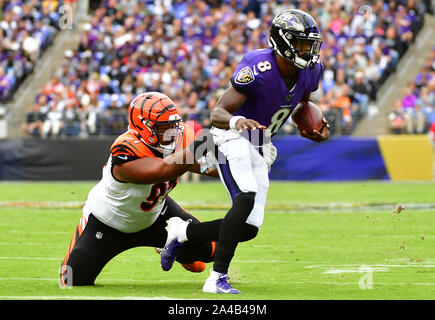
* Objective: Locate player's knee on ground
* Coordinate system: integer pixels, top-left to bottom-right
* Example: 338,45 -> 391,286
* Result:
60,247 -> 100,286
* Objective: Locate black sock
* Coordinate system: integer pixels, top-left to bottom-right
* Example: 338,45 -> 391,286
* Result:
186,219 -> 222,242
213,192 -> 256,274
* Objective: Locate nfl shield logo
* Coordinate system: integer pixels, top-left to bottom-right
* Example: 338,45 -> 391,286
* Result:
95,232 -> 103,239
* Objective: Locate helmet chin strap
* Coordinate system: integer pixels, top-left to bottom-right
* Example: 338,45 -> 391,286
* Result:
157,142 -> 177,154
293,55 -> 310,69
277,48 -> 311,69
290,50 -> 319,70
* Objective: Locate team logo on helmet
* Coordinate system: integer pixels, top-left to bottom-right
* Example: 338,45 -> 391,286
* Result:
234,66 -> 255,85
274,13 -> 304,32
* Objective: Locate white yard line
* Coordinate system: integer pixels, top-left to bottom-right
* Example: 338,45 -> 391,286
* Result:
0,256 -> 289,263
0,277 -> 202,283
8,230 -> 70,234
307,263 -> 435,276
5,256 -> 435,266
0,277 -> 434,287
0,295 -> 186,300
307,264 -> 435,268
2,201 -> 435,212
0,257 -> 64,261
0,242 -> 52,246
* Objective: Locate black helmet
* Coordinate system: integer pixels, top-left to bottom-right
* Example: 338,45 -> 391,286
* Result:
268,9 -> 322,70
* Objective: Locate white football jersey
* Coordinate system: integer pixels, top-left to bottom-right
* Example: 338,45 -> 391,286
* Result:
83,131 -> 177,233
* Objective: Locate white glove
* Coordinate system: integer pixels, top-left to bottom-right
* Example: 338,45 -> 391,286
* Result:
198,151 -> 217,174
262,141 -> 277,167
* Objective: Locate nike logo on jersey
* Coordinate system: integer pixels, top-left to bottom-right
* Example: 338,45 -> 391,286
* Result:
160,205 -> 168,216
118,155 -> 128,160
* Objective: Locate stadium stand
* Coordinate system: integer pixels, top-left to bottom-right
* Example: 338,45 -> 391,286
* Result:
19,0 -> 433,138
0,0 -> 63,103
388,45 -> 435,134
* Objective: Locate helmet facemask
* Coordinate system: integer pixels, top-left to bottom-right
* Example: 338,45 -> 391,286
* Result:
286,33 -> 321,69
141,118 -> 183,155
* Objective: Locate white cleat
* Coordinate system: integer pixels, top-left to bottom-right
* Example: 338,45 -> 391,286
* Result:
160,217 -> 189,271
164,217 -> 189,247
202,270 -> 241,294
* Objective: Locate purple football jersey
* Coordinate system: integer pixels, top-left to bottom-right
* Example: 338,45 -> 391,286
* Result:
231,48 -> 323,139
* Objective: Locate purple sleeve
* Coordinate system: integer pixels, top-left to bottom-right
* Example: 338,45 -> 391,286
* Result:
230,57 -> 258,97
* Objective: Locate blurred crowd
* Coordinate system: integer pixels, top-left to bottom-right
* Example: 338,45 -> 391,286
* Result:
388,45 -> 435,134
0,0 -> 64,103
21,0 -> 432,138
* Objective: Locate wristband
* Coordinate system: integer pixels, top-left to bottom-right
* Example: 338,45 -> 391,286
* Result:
229,116 -> 246,130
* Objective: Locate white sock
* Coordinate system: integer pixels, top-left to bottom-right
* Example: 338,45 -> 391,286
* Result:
177,220 -> 189,243
208,269 -> 221,280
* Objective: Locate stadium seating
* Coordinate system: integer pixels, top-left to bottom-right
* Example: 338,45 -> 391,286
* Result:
388,45 -> 435,134
23,0 -> 431,138
0,0 -> 61,103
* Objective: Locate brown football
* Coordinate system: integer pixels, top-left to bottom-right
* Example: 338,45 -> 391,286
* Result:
291,101 -> 324,133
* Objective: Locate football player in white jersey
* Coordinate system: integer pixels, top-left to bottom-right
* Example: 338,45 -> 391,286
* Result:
60,92 -> 218,286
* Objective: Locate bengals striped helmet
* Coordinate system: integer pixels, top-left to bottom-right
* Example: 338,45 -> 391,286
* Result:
128,92 -> 182,154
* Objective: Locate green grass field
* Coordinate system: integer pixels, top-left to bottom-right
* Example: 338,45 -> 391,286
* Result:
0,181 -> 434,300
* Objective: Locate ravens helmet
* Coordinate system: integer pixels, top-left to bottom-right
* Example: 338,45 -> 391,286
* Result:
128,92 -> 183,154
268,9 -> 322,70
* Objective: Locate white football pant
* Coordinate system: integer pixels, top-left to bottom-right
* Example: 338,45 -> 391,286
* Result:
210,127 -> 269,228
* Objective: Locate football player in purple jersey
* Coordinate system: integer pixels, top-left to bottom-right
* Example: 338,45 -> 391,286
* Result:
161,9 -> 330,294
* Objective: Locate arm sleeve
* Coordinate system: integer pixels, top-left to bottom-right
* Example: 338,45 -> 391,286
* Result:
111,142 -> 140,165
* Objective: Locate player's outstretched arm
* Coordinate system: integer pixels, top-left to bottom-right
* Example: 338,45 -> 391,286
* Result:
185,131 -> 219,178
210,86 -> 266,132
113,148 -> 194,185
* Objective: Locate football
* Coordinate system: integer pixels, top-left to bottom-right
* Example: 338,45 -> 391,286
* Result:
291,101 -> 324,133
